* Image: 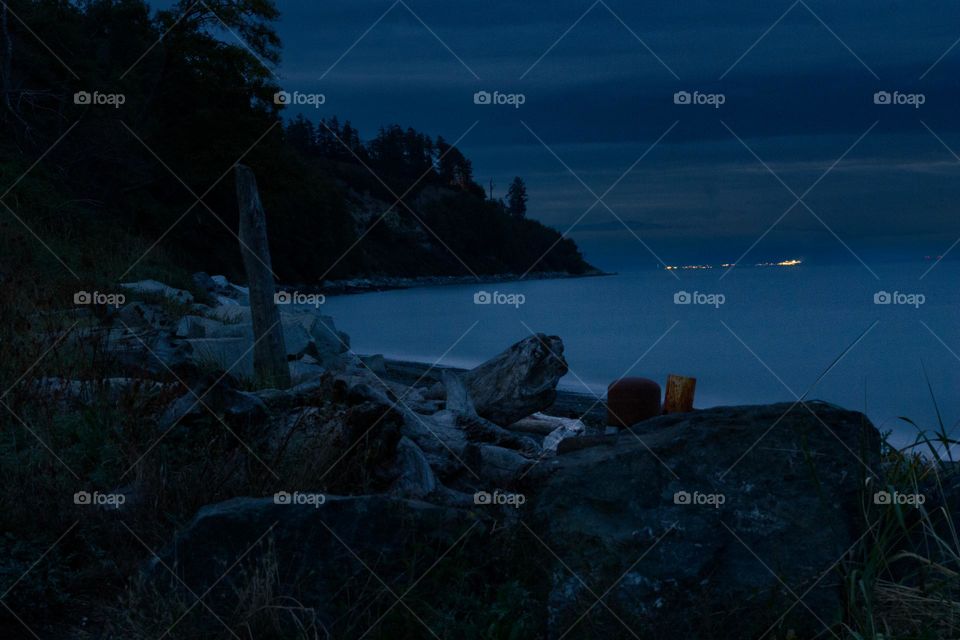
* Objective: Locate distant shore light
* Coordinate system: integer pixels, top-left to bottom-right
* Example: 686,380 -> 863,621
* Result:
664,259 -> 801,270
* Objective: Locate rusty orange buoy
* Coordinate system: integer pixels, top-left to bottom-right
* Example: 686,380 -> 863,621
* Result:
606,377 -> 661,428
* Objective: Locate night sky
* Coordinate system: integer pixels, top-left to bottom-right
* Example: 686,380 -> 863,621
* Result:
158,1 -> 960,272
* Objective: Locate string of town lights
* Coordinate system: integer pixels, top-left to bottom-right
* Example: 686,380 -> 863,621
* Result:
663,259 -> 803,271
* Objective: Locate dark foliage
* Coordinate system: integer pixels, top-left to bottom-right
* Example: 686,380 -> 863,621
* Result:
0,0 -> 591,289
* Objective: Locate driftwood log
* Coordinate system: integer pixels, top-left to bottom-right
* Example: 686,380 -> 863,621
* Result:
455,333 -> 568,426
236,164 -> 290,388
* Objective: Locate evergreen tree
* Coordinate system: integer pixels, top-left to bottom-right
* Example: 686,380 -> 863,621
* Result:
286,115 -> 316,157
435,137 -> 474,189
506,176 -> 528,218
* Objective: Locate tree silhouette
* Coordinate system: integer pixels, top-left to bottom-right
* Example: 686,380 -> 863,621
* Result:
506,176 -> 528,218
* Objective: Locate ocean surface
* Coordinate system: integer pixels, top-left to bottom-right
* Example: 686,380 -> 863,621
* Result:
315,262 -> 960,450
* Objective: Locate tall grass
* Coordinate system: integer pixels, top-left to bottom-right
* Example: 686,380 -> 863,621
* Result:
842,384 -> 960,639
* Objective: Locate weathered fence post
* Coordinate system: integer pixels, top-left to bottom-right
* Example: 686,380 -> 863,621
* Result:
235,164 -> 290,388
663,374 -> 696,414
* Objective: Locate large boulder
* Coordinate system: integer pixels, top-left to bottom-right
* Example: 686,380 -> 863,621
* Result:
524,401 -> 881,639
454,334 -> 568,426
148,496 -> 488,637
135,401 -> 884,638
281,310 -> 350,364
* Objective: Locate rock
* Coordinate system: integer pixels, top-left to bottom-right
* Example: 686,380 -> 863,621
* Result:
191,271 -> 217,292
287,377 -> 327,401
280,317 -> 315,359
508,413 -> 570,435
478,444 -> 532,487
390,436 -> 438,499
184,337 -> 254,378
158,373 -> 267,432
148,495 -> 486,637
454,334 -> 568,426
175,315 -> 226,338
119,279 -> 194,304
539,413 -> 588,455
442,368 -> 476,415
555,432 -> 618,454
339,400 -> 405,481
401,385 -> 443,414
108,330 -> 198,382
115,301 -> 166,330
399,409 -> 473,484
135,391 -> 884,638
288,359 -> 325,385
525,402 -> 882,638
207,305 -> 250,323
360,353 -> 387,375
208,274 -> 250,304
282,310 -> 350,364
201,322 -> 251,339
185,308 -> 350,371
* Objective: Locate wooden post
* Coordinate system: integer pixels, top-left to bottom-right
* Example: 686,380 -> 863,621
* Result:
663,374 -> 696,414
235,164 -> 290,389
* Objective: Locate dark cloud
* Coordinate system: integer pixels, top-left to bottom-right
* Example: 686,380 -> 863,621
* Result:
153,0 -> 960,269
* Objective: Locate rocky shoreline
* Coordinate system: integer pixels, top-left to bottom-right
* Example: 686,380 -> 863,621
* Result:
16,273 -> 960,639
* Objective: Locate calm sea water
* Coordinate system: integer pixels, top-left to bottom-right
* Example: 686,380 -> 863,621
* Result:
315,262 -> 960,449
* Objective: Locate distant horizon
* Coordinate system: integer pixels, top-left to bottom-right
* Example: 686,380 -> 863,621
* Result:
575,246 -> 959,275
